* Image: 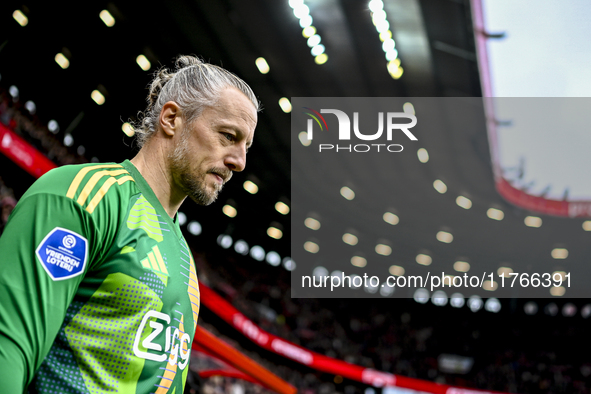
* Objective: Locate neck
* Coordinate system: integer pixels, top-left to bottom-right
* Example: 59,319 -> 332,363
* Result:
130,144 -> 186,218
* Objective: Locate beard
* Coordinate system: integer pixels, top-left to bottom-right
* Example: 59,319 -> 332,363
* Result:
169,131 -> 226,206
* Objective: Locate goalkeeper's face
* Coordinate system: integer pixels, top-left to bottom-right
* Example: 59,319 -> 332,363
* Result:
169,87 -> 257,206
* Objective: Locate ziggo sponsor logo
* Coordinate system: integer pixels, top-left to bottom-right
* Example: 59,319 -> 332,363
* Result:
133,310 -> 191,369
303,107 -> 417,152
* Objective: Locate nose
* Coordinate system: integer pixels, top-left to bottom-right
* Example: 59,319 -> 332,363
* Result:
224,144 -> 247,172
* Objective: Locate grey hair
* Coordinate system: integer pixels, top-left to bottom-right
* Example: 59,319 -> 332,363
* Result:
134,55 -> 260,147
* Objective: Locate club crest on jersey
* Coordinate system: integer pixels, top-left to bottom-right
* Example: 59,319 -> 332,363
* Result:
36,227 -> 88,280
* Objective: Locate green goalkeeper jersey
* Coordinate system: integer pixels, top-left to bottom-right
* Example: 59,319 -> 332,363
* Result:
0,160 -> 200,394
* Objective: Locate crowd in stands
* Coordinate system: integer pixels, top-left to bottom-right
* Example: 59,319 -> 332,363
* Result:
0,83 -> 86,166
0,176 -> 16,234
194,250 -> 591,394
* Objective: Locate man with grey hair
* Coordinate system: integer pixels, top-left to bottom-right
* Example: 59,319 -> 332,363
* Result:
0,55 -> 259,393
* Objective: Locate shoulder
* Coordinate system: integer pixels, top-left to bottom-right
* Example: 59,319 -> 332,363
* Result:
23,162 -> 138,215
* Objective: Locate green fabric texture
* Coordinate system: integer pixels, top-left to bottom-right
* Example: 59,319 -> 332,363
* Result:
0,161 -> 199,394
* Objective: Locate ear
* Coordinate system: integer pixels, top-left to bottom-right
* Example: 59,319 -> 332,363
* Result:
159,101 -> 182,137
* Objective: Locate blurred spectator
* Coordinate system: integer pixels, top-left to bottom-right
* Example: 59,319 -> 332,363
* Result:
193,251 -> 591,394
0,177 -> 17,234
0,84 -> 85,166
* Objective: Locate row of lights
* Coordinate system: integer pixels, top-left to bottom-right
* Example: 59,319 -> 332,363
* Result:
304,191 -> 569,261
288,0 -> 328,65
414,289 -> 501,312
420,150 -> 575,261
177,211 -> 295,271
368,0 -> 403,79
6,84 -> 86,153
13,8 -> 153,109
17,8 -> 300,124
216,234 -> 294,270
15,8 -> 297,149
306,233 -> 569,293
310,267 -> 501,309
303,170 -> 571,296
431,177 -> 552,227
523,301 -> 591,318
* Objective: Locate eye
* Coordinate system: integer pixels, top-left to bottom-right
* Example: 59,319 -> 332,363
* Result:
221,132 -> 235,142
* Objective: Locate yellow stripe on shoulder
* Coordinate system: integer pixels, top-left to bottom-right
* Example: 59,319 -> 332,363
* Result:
77,169 -> 128,206
85,175 -> 135,214
66,164 -> 123,199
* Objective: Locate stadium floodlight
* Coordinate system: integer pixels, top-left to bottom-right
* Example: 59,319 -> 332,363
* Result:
48,120 -> 59,133
13,10 -> 28,26
275,201 -> 290,215
581,304 -> 591,319
349,274 -> 361,289
562,303 -> 577,317
278,97 -> 292,113
25,100 -> 36,114
467,295 -> 483,312
383,212 -> 399,225
282,257 -> 296,271
255,57 -> 270,74
351,256 -> 367,268
136,54 -> 151,71
99,10 -> 115,27
91,90 -> 105,105
413,288 -> 429,304
250,245 -> 265,261
234,240 -> 249,255
342,233 -> 358,245
544,302 -> 559,316
304,241 -> 319,253
340,186 -> 355,200
307,34 -> 321,47
187,221 -> 202,236
266,251 -> 281,266
313,266 -> 328,279
380,284 -> 394,297
63,133 -> 74,147
267,226 -> 283,239
177,211 -> 187,226
304,217 -> 321,230
216,234 -> 233,249
450,293 -> 465,308
364,278 -> 379,294
403,102 -> 415,114
331,270 -> 343,278
433,179 -> 447,194
310,44 -> 325,56
432,290 -> 448,306
484,298 -> 501,313
523,301 -> 538,315
456,196 -> 472,209
122,122 -> 134,137
368,0 -> 384,12
9,85 -> 19,99
417,148 -> 429,163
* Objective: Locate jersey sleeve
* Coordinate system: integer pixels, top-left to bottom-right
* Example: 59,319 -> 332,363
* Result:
0,192 -> 103,393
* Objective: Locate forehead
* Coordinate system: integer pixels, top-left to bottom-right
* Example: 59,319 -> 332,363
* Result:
205,87 -> 258,131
